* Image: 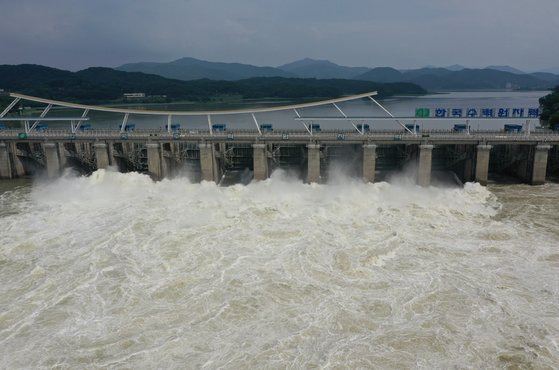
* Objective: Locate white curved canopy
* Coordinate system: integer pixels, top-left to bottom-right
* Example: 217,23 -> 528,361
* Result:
9,91 -> 378,116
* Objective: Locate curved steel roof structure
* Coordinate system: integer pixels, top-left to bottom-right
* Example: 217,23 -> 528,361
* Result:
8,91 -> 377,116
3,91 -> 418,135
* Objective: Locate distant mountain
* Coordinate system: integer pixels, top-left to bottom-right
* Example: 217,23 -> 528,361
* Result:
356,67 -> 556,90
357,67 -> 405,83
0,64 -> 229,101
428,69 -> 548,90
530,72 -> 559,85
0,64 -> 426,104
403,65 -> 464,72
485,65 -> 525,74
0,64 -> 78,87
359,67 -> 455,85
117,57 -> 293,81
444,64 -> 466,71
278,58 -> 370,79
401,67 -> 455,80
115,56 -> 556,91
538,67 -> 559,75
4,61 -> 553,100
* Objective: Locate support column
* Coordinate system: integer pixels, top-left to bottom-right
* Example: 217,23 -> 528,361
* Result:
93,143 -> 110,170
146,143 -> 162,180
307,144 -> 321,183
108,142 -> 117,167
362,144 -> 377,183
122,142 -> 133,159
417,144 -> 433,187
463,157 -> 474,183
43,142 -> 60,179
199,143 -> 220,183
252,143 -> 269,181
0,142 -> 12,179
10,142 -> 25,177
74,142 -> 83,160
531,145 -> 551,185
475,145 -> 492,186
57,142 -> 67,169
161,144 -> 172,179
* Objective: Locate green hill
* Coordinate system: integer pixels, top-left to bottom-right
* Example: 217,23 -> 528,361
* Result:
117,57 -> 294,81
116,56 -> 559,91
0,64 -> 426,106
357,67 -> 555,90
277,58 -> 370,80
540,87 -> 559,128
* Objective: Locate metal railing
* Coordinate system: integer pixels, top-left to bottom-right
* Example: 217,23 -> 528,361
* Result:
1,128 -> 559,142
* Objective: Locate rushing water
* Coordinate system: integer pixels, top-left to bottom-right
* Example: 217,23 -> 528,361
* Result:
1,170 -> 558,368
1,90 -> 558,368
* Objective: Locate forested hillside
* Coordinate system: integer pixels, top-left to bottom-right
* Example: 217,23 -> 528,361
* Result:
0,64 -> 425,107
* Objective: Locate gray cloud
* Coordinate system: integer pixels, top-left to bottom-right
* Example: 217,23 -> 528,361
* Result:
0,0 -> 557,71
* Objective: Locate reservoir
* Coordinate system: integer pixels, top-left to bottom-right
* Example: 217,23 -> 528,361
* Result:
1,91 -> 558,368
17,90 -> 548,131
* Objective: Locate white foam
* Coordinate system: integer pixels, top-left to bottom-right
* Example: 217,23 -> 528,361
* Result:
0,171 -> 558,368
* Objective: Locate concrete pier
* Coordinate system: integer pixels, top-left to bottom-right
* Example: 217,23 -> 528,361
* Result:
93,143 -> 110,169
9,143 -> 25,177
108,142 -> 117,167
475,145 -> 492,186
463,156 -> 474,183
57,143 -> 67,169
199,143 -> 221,183
531,145 -> 551,185
146,143 -> 162,180
362,144 -> 377,183
417,144 -> 433,186
252,143 -> 269,181
1,129 -> 558,186
43,142 -> 60,178
161,147 -> 173,179
307,144 -> 321,183
0,142 -> 12,179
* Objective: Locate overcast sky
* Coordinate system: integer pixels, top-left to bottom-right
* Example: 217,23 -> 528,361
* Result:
0,0 -> 557,71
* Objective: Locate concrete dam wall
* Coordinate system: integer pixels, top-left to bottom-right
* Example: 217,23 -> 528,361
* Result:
1,130 -> 558,186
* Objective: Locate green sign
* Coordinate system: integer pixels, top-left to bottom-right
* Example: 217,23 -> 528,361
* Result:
17,132 -> 27,139
415,108 -> 430,118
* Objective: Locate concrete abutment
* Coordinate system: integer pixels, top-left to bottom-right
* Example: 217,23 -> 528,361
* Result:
43,142 -> 60,179
475,145 -> 492,186
362,144 -> 377,183
531,145 -> 551,185
0,142 -> 12,179
146,143 -> 163,180
199,143 -> 222,183
306,144 -> 321,183
252,143 -> 269,181
417,144 -> 433,187
93,143 -> 110,170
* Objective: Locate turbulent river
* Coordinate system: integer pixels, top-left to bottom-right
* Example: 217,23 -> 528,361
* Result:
1,170 -> 558,368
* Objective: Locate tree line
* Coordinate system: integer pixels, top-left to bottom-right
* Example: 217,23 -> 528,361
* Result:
540,86 -> 559,129
0,65 -> 426,110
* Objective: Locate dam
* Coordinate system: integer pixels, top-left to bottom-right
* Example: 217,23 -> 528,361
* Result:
2,93 -> 559,369
1,92 -> 558,185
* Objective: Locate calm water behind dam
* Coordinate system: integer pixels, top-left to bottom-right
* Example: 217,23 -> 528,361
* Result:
31,90 -> 548,131
1,91 -> 558,368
